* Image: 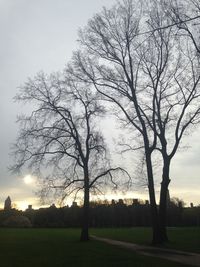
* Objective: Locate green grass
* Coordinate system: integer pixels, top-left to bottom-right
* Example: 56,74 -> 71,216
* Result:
91,227 -> 200,253
0,228 -> 192,267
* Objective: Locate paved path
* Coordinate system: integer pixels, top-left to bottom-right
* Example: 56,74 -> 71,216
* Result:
91,235 -> 200,266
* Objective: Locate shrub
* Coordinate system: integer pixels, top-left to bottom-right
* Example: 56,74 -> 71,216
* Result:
2,215 -> 32,228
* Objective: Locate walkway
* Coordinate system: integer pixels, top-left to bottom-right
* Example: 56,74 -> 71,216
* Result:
91,235 -> 200,266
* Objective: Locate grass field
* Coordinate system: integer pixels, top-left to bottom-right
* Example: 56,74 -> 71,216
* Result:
0,228 -> 195,267
91,227 -> 200,253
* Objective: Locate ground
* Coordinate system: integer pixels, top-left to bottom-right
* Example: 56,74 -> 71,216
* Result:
0,228 -> 199,267
91,227 -> 200,253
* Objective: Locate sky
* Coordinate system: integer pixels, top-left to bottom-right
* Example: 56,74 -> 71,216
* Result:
0,0 -> 200,210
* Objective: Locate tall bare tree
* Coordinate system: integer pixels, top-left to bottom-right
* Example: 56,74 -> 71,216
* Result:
68,0 -> 200,244
11,72 -> 126,241
140,1 -> 200,241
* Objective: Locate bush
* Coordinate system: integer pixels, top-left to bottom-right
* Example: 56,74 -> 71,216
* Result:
2,215 -> 32,228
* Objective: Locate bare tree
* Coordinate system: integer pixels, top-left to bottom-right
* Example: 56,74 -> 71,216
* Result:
11,71 -> 127,241
68,0 -> 200,244
162,0 -> 200,54
140,1 -> 200,241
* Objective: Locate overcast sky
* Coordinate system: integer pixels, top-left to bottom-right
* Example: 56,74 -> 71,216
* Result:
0,0 -> 200,210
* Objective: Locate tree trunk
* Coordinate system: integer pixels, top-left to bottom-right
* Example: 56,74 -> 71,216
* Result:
80,166 -> 90,242
80,184 -> 90,241
159,157 -> 171,243
145,152 -> 163,245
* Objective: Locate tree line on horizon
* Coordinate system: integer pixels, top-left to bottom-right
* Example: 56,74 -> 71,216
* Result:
10,0 -> 200,244
0,197 -> 200,228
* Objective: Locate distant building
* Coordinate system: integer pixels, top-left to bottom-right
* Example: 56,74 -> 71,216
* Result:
72,202 -> 78,207
118,199 -> 124,205
4,196 -> 11,210
133,198 -> 139,205
111,199 -> 115,205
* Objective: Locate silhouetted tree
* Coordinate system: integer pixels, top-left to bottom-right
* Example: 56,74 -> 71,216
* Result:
140,0 -> 200,241
68,0 -> 200,244
11,72 -> 127,241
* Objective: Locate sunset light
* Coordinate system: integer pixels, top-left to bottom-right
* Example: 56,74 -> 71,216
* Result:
23,175 -> 35,185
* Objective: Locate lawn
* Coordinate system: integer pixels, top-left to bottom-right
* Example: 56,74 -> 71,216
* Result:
0,228 -> 192,267
91,227 -> 200,253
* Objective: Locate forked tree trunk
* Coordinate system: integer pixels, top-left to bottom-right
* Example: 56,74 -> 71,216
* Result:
159,158 -> 171,243
145,152 -> 163,245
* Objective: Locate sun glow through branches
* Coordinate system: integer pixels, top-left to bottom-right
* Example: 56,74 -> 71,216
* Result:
23,174 -> 35,185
